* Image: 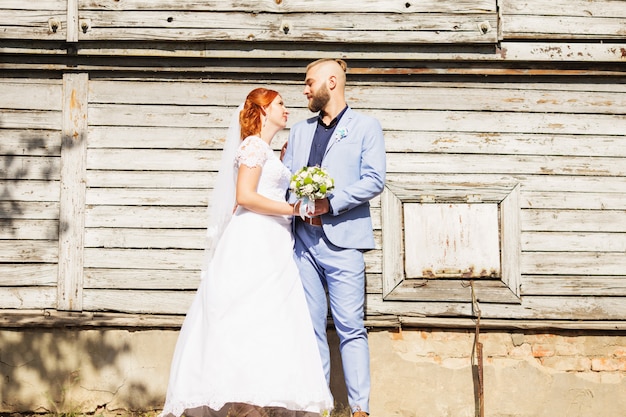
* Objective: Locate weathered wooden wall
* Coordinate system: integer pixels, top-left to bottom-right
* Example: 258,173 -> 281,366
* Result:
1,0 -> 625,329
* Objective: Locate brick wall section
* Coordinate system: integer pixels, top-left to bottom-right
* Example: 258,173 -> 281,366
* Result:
370,328 -> 626,416
384,328 -> 626,374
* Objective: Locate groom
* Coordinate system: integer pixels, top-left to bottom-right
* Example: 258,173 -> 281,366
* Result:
283,58 -> 386,417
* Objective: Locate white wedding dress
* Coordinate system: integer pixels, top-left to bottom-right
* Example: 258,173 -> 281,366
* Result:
161,136 -> 333,417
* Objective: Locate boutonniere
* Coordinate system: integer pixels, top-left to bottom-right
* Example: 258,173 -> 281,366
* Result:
334,127 -> 348,142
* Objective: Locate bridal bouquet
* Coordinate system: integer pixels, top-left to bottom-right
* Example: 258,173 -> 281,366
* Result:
290,166 -> 334,218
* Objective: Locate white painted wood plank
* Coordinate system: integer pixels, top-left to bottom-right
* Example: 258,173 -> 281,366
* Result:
85,188 -> 208,206
0,10 -> 66,40
77,9 -> 496,27
0,264 -> 58,285
82,288 -> 195,314
85,206 -> 206,228
79,0 -> 497,14
0,82 -> 62,110
502,16 -> 626,39
84,248 -> 202,269
379,110 -> 626,135
88,126 -> 223,149
500,42 -> 626,62
87,108 -> 330,143
86,149 -> 216,171
0,1 -> 66,10
0,129 -> 62,155
523,232 -> 626,252
0,309 -> 187,328
0,219 -> 58,240
522,210 -> 626,232
57,72 -> 89,311
77,10 -> 497,43
523,276 -> 626,296
501,0 -> 626,17
86,170 -> 211,188
0,287 -> 57,309
87,125 -> 289,153
517,296 -> 626,320
0,240 -> 58,263
85,268 -> 200,289
88,80 -> 262,106
385,132 -> 626,158
356,84 -> 626,113
387,153 -> 626,176
88,104 -> 231,127
522,252 -> 626,276
0,181 -> 60,202
78,18 -> 497,44
0,110 -> 62,130
0,156 -> 60,180
385,173 -> 626,194
523,191 -> 626,210
0,201 -> 59,220
84,228 -> 204,249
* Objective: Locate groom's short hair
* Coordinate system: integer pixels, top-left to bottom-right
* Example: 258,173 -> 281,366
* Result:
307,58 -> 347,73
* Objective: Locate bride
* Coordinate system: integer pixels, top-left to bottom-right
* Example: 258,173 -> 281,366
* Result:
160,88 -> 334,417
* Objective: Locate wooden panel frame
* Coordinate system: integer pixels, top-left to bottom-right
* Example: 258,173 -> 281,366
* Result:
381,180 -> 521,304
57,72 -> 89,311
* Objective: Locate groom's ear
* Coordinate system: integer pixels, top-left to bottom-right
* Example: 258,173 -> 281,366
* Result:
327,75 -> 337,90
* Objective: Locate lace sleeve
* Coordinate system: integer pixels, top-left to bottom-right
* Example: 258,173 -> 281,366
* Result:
235,136 -> 269,168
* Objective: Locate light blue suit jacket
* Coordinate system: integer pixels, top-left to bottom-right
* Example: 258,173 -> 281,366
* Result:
284,107 -> 386,250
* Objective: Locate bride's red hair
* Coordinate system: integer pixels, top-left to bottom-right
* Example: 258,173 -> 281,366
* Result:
239,88 -> 279,140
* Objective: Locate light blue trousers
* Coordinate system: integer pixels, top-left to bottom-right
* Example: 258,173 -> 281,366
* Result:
294,221 -> 370,414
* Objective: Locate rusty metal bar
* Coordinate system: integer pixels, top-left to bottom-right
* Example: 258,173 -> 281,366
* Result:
470,280 -> 484,417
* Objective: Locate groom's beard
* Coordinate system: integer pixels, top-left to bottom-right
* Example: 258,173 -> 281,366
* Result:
308,83 -> 330,113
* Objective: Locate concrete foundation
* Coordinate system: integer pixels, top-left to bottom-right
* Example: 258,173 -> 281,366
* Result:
1,328 -> 625,417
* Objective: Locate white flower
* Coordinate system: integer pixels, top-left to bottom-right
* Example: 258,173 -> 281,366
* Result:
289,166 -> 335,200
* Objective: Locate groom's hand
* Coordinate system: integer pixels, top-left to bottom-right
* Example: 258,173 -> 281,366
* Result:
311,198 -> 330,216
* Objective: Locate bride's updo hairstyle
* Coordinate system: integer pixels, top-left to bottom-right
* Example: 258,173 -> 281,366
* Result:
239,87 -> 279,140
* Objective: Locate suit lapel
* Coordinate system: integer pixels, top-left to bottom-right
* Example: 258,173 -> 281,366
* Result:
323,107 -> 353,160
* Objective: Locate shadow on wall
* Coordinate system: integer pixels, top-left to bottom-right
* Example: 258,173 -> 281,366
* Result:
0,328 -> 161,413
0,122 -> 74,239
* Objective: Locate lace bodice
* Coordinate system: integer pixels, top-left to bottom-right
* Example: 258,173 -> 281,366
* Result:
235,136 -> 291,202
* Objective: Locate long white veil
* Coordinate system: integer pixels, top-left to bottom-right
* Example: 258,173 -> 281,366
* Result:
200,104 -> 243,279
